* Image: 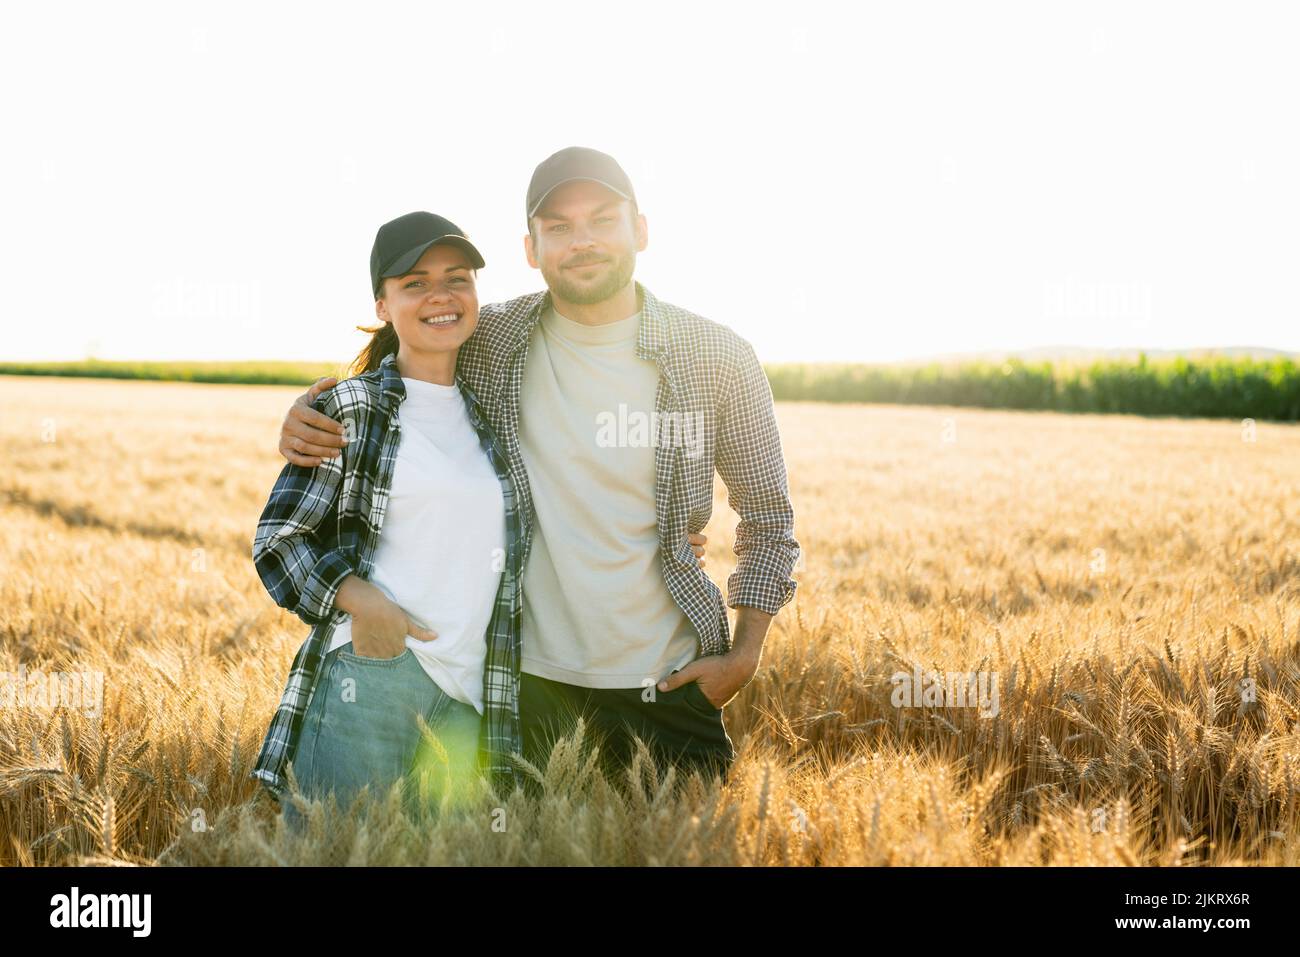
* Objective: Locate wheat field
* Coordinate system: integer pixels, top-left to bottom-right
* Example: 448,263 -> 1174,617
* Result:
1,374 -> 1298,866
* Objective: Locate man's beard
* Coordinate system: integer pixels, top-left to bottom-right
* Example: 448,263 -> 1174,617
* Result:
542,250 -> 636,305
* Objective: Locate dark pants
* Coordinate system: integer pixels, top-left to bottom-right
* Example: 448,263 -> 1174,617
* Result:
518,669 -> 736,791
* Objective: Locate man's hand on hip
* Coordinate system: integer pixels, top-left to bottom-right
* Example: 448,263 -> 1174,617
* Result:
656,645 -> 760,710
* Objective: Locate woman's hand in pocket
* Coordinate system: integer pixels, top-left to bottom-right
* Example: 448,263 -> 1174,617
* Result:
334,575 -> 437,658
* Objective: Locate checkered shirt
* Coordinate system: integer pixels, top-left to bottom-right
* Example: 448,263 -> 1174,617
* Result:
453,280 -> 800,658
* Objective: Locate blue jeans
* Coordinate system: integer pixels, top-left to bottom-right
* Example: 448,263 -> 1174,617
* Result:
282,642 -> 482,830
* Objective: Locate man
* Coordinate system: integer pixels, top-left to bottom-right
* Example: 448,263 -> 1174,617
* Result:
278,146 -> 799,789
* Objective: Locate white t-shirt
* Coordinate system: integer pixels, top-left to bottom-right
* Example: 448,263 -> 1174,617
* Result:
326,375 -> 506,714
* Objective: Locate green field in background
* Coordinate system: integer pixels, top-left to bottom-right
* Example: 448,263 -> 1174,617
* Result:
3,354 -> 1298,420
0,359 -> 347,386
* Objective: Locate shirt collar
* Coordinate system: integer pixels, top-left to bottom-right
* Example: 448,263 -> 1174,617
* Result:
377,349 -> 488,428
633,282 -> 671,363
508,280 -> 672,363
456,372 -> 489,429
377,350 -> 405,405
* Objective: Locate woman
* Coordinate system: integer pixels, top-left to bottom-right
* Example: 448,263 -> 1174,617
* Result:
249,211 -> 523,826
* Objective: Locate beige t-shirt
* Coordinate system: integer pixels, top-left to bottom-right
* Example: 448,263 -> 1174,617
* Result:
517,303 -> 699,688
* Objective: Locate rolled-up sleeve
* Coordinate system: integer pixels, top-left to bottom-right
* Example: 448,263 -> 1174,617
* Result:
251,396 -> 355,625
715,337 -> 800,614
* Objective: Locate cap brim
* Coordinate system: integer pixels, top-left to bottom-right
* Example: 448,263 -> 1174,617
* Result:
527,177 -> 632,219
380,236 -> 486,283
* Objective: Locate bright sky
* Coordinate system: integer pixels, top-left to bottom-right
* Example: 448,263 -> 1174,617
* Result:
2,1 -> 1296,364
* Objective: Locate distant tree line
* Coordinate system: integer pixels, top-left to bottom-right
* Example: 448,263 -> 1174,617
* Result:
3,354 -> 1299,421
764,354 -> 1300,421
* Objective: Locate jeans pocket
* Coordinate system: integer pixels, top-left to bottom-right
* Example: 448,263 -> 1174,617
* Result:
337,644 -> 414,668
683,680 -> 720,715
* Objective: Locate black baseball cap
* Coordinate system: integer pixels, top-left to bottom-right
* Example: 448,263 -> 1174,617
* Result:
369,211 -> 485,298
526,146 -> 636,221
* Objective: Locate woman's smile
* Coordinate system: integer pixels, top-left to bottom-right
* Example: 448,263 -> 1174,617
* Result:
419,311 -> 462,328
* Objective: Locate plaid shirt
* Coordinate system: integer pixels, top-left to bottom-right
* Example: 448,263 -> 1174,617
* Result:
248,351 -> 524,802
455,281 -> 800,658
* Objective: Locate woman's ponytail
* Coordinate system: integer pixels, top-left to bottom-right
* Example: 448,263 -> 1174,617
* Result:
348,318 -> 398,377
